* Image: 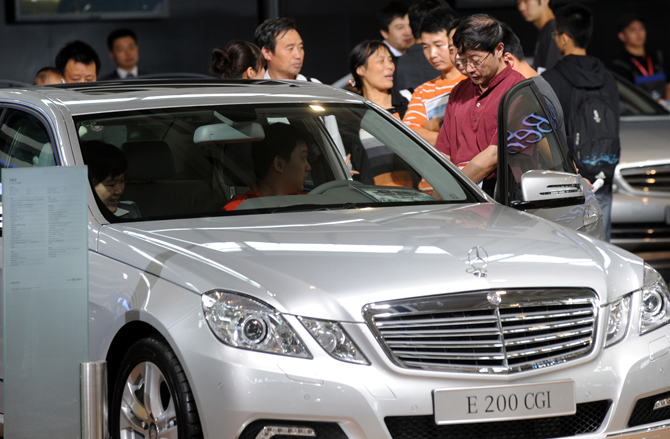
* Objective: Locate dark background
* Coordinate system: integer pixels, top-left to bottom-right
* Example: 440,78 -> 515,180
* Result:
0,0 -> 669,84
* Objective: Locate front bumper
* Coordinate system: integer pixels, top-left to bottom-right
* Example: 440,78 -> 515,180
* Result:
603,423 -> 670,439
169,307 -> 670,439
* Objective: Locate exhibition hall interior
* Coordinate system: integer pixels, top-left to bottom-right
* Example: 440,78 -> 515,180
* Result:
0,1 -> 670,439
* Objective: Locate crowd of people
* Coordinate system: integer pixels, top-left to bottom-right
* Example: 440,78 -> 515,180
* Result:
37,1 -> 669,240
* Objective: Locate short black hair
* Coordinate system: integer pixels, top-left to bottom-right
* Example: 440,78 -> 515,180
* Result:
107,28 -> 137,52
254,17 -> 298,53
419,5 -> 459,37
452,14 -> 504,55
501,22 -> 524,60
34,67 -> 61,85
80,140 -> 127,186
377,2 -> 409,32
252,123 -> 308,179
555,3 -> 593,49
617,12 -> 645,33
408,0 -> 448,39
55,40 -> 101,75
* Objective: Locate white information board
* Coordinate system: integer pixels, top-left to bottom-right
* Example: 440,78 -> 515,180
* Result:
2,166 -> 89,438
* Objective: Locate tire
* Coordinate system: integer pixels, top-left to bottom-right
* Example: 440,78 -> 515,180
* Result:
110,335 -> 203,439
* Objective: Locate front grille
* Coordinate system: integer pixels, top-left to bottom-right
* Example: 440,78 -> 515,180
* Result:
611,222 -> 670,241
238,420 -> 348,439
628,390 -> 670,427
385,400 -> 611,439
620,164 -> 670,193
363,289 -> 598,374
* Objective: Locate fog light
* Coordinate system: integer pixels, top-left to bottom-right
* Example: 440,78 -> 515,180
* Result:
255,425 -> 316,439
653,397 -> 670,410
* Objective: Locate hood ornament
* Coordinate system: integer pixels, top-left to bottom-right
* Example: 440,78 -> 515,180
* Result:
467,246 -> 489,278
487,291 -> 502,306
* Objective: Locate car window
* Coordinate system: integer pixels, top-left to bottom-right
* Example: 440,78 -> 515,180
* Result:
75,103 -> 478,221
614,73 -> 669,117
498,81 -> 575,205
0,108 -> 56,170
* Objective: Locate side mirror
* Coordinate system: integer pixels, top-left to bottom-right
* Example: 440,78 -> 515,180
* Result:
510,170 -> 585,210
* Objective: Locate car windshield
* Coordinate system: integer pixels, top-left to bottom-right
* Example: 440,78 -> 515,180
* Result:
613,72 -> 670,117
75,103 -> 478,221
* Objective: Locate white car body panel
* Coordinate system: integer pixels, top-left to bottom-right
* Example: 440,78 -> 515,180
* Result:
95,205 -> 640,318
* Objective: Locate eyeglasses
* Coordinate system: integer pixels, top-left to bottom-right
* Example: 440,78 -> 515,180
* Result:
458,52 -> 492,69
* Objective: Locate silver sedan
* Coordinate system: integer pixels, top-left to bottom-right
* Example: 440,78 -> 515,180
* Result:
611,73 -> 670,251
0,79 -> 667,439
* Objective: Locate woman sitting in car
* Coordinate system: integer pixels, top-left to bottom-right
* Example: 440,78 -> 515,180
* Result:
81,140 -> 141,219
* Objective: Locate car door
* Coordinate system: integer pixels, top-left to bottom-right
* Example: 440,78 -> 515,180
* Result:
0,106 -> 59,415
495,79 -> 605,240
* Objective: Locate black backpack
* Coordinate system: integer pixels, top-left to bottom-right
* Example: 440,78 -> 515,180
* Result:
566,86 -> 620,183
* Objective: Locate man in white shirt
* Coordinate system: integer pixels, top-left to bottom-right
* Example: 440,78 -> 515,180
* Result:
255,17 -> 348,166
255,17 -> 309,81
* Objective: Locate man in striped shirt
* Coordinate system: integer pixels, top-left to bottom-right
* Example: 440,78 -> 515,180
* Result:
402,6 -> 467,145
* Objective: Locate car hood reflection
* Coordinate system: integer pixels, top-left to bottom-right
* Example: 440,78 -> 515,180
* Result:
96,203 -> 643,322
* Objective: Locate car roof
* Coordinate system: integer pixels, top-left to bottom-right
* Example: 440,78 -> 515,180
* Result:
0,79 -> 366,116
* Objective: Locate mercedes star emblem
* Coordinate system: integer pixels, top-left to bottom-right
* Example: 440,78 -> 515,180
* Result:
487,291 -> 502,305
467,246 -> 489,278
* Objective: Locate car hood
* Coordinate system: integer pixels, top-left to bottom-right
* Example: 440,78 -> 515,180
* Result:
96,203 -> 643,322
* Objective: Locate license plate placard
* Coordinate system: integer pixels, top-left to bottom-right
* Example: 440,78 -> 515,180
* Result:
433,380 -> 575,425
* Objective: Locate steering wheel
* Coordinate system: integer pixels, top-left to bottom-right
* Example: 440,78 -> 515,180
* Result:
309,179 -> 358,195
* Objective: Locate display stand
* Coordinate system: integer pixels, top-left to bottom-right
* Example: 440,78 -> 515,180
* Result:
2,166 -> 89,438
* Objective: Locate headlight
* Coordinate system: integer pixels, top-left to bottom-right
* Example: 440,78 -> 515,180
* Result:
605,295 -> 630,347
639,264 -> 670,335
299,317 -> 369,365
202,290 -> 311,358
